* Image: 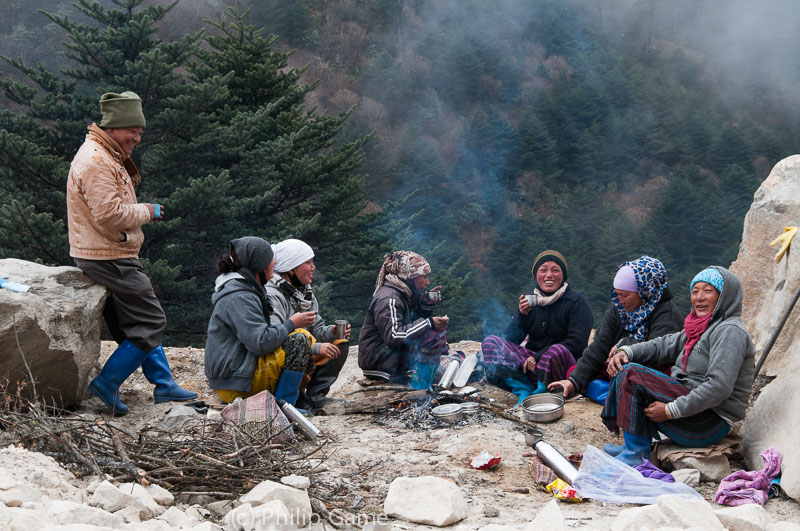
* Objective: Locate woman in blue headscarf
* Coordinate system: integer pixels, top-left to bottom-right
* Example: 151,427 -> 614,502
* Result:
549,256 -> 683,398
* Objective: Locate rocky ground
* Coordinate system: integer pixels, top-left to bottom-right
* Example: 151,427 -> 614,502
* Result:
2,340 -> 799,530
90,341 -> 800,529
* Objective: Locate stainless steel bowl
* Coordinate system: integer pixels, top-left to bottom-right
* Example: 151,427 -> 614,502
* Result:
431,403 -> 464,423
521,393 -> 564,423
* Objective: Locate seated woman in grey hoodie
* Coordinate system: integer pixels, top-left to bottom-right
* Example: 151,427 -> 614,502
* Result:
601,266 -> 755,466
204,237 -> 316,405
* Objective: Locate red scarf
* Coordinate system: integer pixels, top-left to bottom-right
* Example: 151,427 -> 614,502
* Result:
681,311 -> 713,372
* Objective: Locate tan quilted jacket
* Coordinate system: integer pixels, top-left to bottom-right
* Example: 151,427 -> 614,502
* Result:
67,124 -> 151,259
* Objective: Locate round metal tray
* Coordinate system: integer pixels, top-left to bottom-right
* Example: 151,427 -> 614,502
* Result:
521,393 -> 564,423
432,403 -> 464,423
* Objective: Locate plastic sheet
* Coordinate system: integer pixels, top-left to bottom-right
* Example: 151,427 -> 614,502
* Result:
573,446 -> 703,504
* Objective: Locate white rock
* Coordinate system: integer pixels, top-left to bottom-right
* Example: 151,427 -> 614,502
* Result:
239,480 -> 312,526
117,482 -> 163,517
280,475 -> 310,490
714,504 -> 770,531
187,504 -> 212,521
47,499 -> 125,528
128,519 -> 174,531
190,522 -> 225,531
0,483 -> 41,507
39,525 -> 115,531
90,480 -> 156,520
673,455 -> 731,482
610,504 -> 671,531
224,500 -> 297,531
731,155 -> 800,502
146,484 -> 175,507
671,468 -> 701,486
158,506 -> 199,528
1,505 -> 56,530
383,476 -> 468,527
0,259 -> 108,407
656,495 -> 724,529
767,522 -> 800,531
527,499 -> 565,531
476,525 -> 518,531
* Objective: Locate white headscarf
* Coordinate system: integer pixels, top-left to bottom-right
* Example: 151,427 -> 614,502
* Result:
272,239 -> 315,274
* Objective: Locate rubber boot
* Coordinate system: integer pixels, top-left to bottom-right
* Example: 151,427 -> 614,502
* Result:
615,431 -> 651,466
88,339 -> 150,416
603,442 -> 625,456
141,344 -> 198,403
273,369 -> 305,406
305,346 -> 348,408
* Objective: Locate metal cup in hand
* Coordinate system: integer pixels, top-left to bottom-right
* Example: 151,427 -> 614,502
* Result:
334,320 -> 348,339
426,290 -> 442,303
525,294 -> 538,307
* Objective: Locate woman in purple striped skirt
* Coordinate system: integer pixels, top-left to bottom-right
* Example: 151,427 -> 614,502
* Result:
481,250 -> 593,400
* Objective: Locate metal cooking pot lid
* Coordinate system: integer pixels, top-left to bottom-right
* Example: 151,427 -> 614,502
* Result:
432,403 -> 463,415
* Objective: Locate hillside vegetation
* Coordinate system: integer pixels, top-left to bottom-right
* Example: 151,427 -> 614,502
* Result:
2,0 -> 798,344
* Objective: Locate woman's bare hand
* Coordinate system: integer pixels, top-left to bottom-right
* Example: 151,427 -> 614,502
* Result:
522,356 -> 537,373
645,401 -> 669,423
290,311 -> 316,328
518,294 -> 531,315
317,342 -> 340,359
607,350 -> 629,378
432,316 -> 449,331
548,379 -> 575,397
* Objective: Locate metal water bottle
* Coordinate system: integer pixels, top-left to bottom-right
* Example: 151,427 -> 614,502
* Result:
533,440 -> 579,486
278,399 -> 320,441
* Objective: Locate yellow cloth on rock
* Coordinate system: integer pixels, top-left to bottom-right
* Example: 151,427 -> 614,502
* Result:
215,328 -> 315,404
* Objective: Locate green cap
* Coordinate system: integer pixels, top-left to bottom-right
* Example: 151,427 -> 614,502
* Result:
99,91 -> 146,129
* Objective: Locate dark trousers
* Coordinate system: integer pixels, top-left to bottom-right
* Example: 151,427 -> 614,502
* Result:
75,258 -> 166,352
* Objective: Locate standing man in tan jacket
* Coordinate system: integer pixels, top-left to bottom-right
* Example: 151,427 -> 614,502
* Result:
67,91 -> 197,415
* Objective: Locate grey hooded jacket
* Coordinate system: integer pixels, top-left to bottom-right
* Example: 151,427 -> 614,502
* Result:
265,277 -> 335,355
620,266 -> 755,424
205,275 -> 296,392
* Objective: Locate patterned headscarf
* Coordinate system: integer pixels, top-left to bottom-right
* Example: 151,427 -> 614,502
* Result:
373,251 -> 431,297
611,256 -> 668,341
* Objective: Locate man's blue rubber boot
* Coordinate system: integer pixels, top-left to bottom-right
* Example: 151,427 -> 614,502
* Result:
273,369 -> 305,406
141,344 -> 198,403
615,431 -> 651,466
88,339 -> 149,416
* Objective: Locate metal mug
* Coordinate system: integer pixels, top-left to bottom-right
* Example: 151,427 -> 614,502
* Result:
524,294 -> 538,307
426,290 -> 442,303
334,320 -> 348,339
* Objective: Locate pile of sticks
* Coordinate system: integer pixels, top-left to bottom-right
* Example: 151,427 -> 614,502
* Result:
0,387 -> 322,497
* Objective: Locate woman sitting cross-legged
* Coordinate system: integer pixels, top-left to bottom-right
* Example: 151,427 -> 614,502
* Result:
204,237 -> 317,406
548,255 -> 683,399
602,266 -> 755,466
482,250 -> 593,402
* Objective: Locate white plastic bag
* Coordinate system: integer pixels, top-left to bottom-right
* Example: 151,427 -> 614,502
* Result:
573,445 -> 703,504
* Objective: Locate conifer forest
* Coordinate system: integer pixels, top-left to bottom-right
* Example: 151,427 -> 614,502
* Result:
2,0 -> 799,345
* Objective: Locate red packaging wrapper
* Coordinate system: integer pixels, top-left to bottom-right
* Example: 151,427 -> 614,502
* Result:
470,450 -> 502,470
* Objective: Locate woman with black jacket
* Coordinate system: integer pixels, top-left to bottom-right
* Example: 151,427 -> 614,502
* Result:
548,256 -> 683,398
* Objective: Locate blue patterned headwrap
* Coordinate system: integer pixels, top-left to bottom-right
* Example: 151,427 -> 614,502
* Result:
611,256 -> 669,341
690,268 -> 724,294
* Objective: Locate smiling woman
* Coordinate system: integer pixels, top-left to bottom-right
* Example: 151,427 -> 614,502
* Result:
480,250 -> 593,403
601,266 -> 756,466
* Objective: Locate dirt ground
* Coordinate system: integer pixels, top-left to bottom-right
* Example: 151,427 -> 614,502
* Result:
88,340 -> 800,529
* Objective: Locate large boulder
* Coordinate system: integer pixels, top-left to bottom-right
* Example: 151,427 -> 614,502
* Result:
0,258 -> 107,407
730,155 -> 800,501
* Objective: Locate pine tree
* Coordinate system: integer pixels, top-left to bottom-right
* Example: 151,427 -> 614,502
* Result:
0,0 -> 386,346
